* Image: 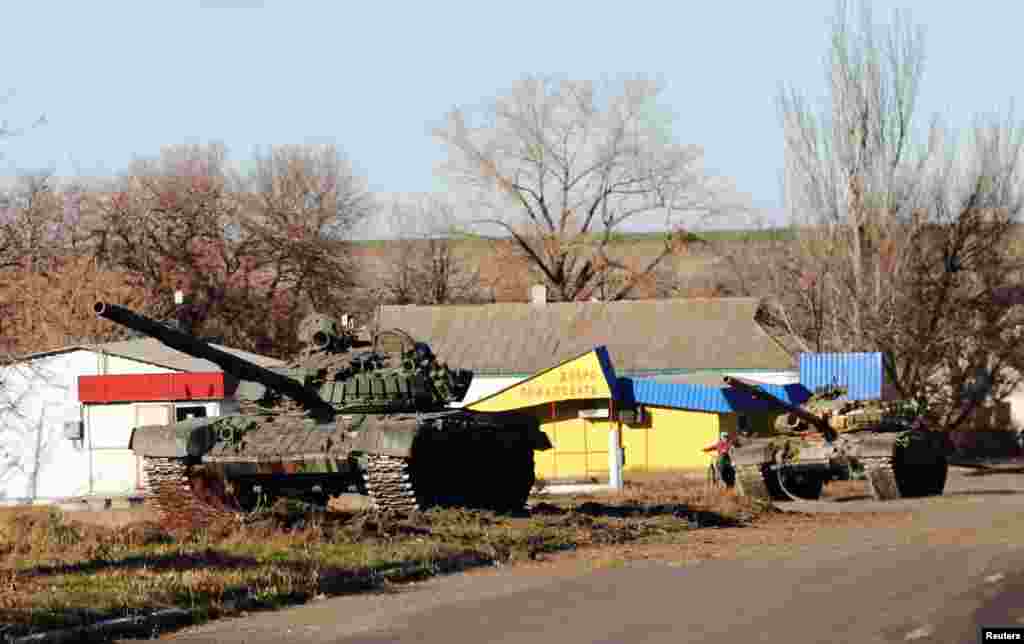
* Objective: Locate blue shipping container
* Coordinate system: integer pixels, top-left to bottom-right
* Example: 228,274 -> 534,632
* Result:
799,353 -> 884,400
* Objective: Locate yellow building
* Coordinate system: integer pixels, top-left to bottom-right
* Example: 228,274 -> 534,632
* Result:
378,295 -> 801,482
464,347 -> 799,481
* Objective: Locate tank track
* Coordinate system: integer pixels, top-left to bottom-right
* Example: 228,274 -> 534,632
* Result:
144,439 -> 533,521
861,455 -> 901,500
362,454 -> 419,512
142,456 -> 237,528
734,464 -> 772,503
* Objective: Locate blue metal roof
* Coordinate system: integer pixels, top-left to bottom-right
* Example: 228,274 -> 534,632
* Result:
611,352 -> 888,413
617,377 -> 811,414
799,352 -> 883,400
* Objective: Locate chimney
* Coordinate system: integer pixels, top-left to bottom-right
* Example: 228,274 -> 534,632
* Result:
530,284 -> 547,306
172,289 -> 194,335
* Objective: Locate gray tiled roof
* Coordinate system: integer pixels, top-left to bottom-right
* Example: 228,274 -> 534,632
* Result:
378,298 -> 795,375
95,338 -> 285,372
17,338 -> 283,372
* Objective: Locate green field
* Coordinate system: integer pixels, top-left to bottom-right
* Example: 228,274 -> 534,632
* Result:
350,227 -> 790,249
350,227 -> 795,248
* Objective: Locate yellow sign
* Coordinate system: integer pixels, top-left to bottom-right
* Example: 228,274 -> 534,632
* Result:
468,348 -> 615,413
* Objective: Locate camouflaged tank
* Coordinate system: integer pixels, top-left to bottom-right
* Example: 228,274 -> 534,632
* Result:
723,376 -> 949,502
94,302 -> 552,527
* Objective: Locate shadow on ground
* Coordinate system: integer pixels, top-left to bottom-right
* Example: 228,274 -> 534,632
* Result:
528,500 -> 748,527
945,489 -> 1024,496
821,487 -> 1024,505
3,545 -> 491,642
2,496 -> 752,641
961,466 -> 1024,477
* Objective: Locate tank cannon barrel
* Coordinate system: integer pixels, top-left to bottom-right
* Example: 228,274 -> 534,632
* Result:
94,302 -> 333,416
723,375 -> 837,442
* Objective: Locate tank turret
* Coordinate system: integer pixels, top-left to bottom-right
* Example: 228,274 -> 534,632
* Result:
95,302 -> 472,417
724,376 -> 840,441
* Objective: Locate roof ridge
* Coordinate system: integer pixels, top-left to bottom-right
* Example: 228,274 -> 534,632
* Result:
380,296 -> 762,311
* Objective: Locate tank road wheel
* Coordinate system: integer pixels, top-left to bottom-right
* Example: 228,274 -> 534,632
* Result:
188,470 -> 242,513
775,469 -> 825,501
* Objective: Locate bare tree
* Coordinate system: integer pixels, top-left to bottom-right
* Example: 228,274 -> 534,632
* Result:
85,143 -> 246,335
0,171 -> 86,271
760,0 -> 1024,429
241,144 -> 373,324
0,255 -> 155,356
0,174 -> 105,355
374,196 -> 481,305
86,142 -> 372,356
0,358 -> 64,502
434,76 -> 747,302
0,88 -> 48,264
0,86 -> 46,161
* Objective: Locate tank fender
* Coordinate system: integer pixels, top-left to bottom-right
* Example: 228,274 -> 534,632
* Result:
129,417 -> 222,458
477,411 -> 552,451
343,413 -> 554,458
344,415 -> 417,458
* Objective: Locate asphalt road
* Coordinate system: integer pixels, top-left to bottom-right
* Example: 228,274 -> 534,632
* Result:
149,468 -> 1024,644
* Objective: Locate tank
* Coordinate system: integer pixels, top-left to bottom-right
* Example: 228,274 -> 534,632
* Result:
94,302 -> 552,527
723,376 -> 950,502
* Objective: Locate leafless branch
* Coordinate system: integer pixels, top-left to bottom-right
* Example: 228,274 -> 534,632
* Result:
434,75 -> 750,301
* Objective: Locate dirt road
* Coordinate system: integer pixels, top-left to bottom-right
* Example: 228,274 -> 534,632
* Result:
146,468 -> 1024,644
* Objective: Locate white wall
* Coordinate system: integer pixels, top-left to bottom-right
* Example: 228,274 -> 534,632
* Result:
0,351 -> 96,503
449,376 -> 528,408
87,400 -> 222,496
1,348 -> 226,504
725,371 -> 800,386
1006,389 -> 1024,432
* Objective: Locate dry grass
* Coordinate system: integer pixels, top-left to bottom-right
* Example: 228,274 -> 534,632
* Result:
0,478 -> 770,640
821,479 -> 871,500
0,476 -> 912,640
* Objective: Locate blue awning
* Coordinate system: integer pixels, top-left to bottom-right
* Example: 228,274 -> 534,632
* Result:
617,377 -> 811,414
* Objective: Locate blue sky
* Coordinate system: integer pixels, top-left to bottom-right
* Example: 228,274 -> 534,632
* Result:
0,1 -> 1020,235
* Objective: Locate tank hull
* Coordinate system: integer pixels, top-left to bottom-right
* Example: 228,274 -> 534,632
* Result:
132,409 -> 550,527
731,426 -> 949,502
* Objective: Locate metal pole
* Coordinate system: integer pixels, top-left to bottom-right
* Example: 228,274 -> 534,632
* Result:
608,398 -> 624,490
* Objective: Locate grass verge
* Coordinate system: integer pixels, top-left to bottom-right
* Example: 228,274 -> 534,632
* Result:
0,477 -> 768,641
